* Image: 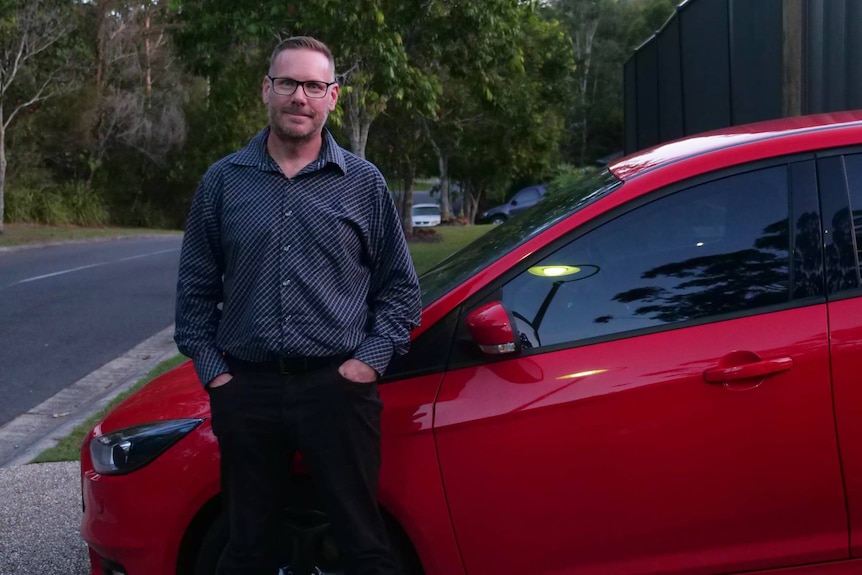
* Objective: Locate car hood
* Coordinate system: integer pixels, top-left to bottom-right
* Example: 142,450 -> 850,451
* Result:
96,360 -> 209,434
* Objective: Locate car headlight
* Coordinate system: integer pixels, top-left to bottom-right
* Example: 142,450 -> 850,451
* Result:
90,418 -> 203,475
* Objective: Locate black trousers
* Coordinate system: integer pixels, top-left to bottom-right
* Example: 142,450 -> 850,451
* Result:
208,361 -> 397,575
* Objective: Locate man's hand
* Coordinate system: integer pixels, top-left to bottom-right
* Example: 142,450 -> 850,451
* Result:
338,358 -> 378,383
207,372 -> 233,390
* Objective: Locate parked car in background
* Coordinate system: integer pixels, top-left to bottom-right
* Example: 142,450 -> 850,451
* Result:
82,111 -> 862,575
479,183 -> 547,224
412,203 -> 442,227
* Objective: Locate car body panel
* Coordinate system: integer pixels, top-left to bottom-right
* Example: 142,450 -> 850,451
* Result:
435,306 -> 847,575
610,111 -> 862,181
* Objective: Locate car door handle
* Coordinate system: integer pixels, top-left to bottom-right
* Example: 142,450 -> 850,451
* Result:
703,356 -> 793,383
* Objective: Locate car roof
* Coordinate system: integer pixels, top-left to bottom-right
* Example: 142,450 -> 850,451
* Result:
413,203 -> 441,208
610,110 -> 862,181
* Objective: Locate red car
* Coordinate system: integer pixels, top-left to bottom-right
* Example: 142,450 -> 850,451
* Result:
82,111 -> 862,575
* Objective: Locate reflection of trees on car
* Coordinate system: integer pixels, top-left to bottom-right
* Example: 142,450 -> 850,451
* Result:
609,214 -> 836,326
825,207 -> 860,292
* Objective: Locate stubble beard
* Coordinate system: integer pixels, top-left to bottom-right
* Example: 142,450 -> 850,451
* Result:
269,105 -> 326,145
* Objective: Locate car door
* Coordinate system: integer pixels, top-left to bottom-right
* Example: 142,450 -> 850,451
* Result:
434,160 -> 848,575
820,151 -> 862,557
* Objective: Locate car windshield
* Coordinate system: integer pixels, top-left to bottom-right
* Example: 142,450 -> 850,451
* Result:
413,206 -> 440,216
420,169 -> 622,306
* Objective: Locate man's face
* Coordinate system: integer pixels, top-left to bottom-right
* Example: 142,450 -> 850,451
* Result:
262,48 -> 339,143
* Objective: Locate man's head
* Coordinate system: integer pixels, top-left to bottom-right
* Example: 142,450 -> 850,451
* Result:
263,36 -> 339,144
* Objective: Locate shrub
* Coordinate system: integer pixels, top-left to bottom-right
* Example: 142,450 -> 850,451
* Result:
5,180 -> 109,227
58,182 -> 109,227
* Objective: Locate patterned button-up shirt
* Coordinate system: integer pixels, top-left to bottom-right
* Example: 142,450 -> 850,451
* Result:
175,127 -> 422,386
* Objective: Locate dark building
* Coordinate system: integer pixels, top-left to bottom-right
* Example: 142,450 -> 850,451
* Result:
624,0 -> 862,154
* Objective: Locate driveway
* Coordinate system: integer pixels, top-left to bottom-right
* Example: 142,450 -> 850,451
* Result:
0,461 -> 88,574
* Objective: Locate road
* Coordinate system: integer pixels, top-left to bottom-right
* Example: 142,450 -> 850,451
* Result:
0,235 -> 183,427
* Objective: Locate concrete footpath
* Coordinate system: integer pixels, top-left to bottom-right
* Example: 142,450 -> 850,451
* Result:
0,461 -> 89,574
0,326 -> 181,574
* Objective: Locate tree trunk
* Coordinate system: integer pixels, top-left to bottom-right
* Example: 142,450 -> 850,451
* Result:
438,157 -> 453,222
144,12 -> 153,102
344,90 -> 369,159
578,19 -> 599,166
401,168 -> 415,238
96,1 -> 106,95
0,114 -> 6,235
465,189 -> 481,224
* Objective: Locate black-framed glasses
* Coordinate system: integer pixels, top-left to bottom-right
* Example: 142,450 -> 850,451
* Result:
267,76 -> 336,98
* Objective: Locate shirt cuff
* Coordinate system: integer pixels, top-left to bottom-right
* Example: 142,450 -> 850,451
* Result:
353,336 -> 395,376
192,348 -> 230,387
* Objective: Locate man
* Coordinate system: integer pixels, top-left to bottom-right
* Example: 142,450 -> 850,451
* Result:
175,36 -> 422,575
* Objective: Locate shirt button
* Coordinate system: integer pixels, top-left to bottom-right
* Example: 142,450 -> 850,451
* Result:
282,280 -> 290,286
284,210 -> 293,217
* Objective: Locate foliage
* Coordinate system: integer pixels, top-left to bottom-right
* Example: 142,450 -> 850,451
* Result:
546,164 -> 600,197
0,0 -> 84,233
6,179 -> 109,226
452,4 -> 575,222
548,0 -> 676,164
1,0 -> 683,231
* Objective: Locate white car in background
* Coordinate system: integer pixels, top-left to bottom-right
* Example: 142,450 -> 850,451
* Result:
412,203 -> 442,227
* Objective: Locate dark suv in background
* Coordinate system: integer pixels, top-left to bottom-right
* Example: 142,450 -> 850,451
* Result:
479,183 -> 548,224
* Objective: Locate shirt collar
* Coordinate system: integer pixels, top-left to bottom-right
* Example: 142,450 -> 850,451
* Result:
230,127 -> 346,175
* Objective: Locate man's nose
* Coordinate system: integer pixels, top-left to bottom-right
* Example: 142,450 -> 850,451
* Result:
290,86 -> 309,103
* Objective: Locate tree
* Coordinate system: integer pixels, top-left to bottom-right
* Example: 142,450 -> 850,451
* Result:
548,0 -> 676,164
84,0 -> 186,186
0,0 -> 78,233
451,4 -> 575,222
169,0 -> 429,159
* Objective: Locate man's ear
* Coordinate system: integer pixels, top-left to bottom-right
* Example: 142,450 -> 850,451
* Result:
328,84 -> 340,111
262,76 -> 271,104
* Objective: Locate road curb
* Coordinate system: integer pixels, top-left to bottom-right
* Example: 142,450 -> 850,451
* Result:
0,325 -> 180,468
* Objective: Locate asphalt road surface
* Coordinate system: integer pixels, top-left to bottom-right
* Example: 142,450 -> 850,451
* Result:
0,235 -> 183,428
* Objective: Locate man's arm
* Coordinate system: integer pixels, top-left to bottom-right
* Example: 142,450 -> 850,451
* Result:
174,170 -> 230,387
352,185 -> 422,376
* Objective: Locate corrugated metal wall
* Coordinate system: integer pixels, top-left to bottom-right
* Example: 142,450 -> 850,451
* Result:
624,0 -> 862,154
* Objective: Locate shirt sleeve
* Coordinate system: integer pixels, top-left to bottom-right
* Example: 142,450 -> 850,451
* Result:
353,182 -> 422,375
174,168 -> 229,386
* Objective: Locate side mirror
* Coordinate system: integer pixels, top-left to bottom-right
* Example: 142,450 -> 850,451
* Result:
510,199 -> 519,206
465,301 -> 521,356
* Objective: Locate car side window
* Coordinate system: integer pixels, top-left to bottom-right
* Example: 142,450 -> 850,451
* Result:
501,165 -> 792,349
515,189 -> 540,205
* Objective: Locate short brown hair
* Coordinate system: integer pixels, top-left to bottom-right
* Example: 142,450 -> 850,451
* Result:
269,36 -> 336,80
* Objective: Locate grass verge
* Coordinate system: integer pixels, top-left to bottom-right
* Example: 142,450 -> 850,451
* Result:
32,354 -> 189,464
410,225 -> 491,274
0,223 -> 180,247
30,223 -> 490,463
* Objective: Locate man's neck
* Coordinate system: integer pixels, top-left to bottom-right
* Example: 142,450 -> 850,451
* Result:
266,129 -> 324,178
